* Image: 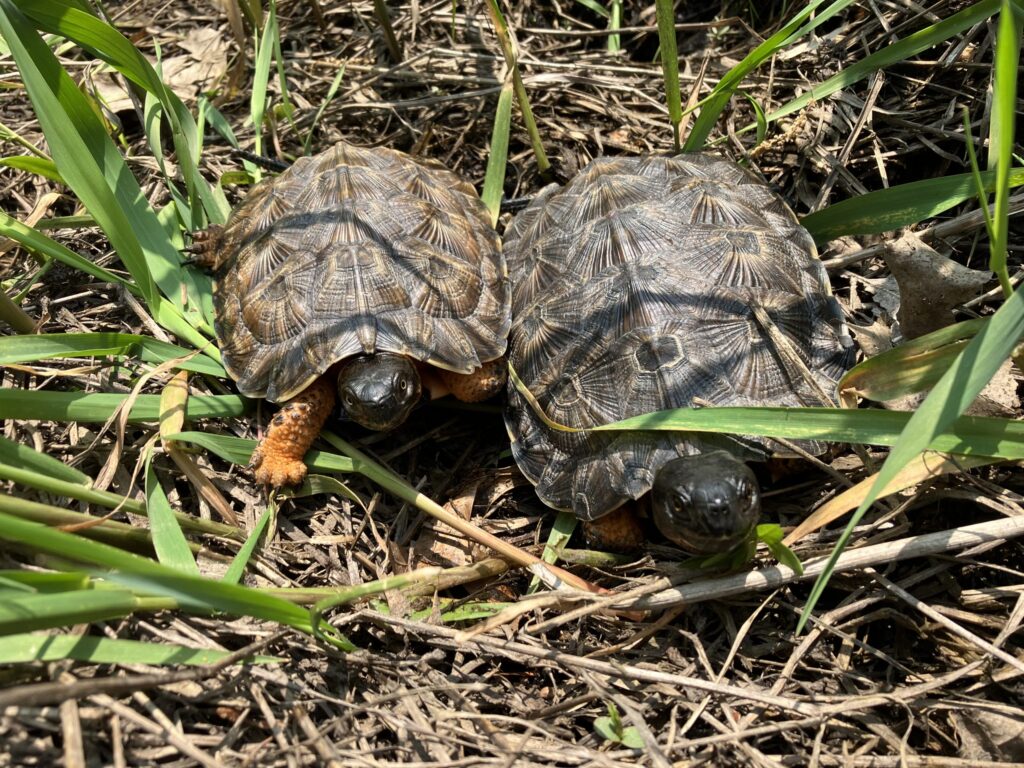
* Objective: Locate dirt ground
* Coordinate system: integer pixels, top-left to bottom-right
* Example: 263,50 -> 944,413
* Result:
2,0 -> 1024,765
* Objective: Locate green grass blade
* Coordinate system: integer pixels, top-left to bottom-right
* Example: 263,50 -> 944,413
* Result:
761,0 -> 1001,129
0,390 -> 248,422
249,2 -> 277,160
0,510 -> 354,649
584,405 -> 1024,459
654,0 -> 681,149
0,0 -> 208,338
0,437 -> 88,484
607,0 -> 621,52
684,0 -> 856,151
0,210 -> 133,289
799,286 -> 1024,631
302,65 -> 346,155
481,78 -> 513,226
223,502 -> 274,585
170,431 -> 357,475
145,447 -> 199,574
987,0 -> 1022,295
839,318 -> 991,402
0,589 -> 173,635
0,632 -> 280,665
0,332 -> 225,377
801,167 -> 1024,242
0,154 -> 63,182
484,0 -> 550,176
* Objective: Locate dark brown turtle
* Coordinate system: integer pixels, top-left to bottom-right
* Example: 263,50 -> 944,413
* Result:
503,154 -> 852,554
192,142 -> 510,486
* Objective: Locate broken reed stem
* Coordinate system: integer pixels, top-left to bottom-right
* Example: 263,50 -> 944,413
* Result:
0,288 -> 35,333
632,515 -> 1024,611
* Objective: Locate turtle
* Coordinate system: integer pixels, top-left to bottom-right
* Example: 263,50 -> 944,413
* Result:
503,153 -> 853,554
190,142 -> 510,487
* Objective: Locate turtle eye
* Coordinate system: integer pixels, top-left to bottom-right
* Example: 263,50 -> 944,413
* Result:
344,394 -> 356,408
398,378 -> 408,393
673,492 -> 690,513
738,481 -> 756,506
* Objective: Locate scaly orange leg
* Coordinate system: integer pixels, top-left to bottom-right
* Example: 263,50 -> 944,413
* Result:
435,358 -> 508,403
250,377 -> 336,487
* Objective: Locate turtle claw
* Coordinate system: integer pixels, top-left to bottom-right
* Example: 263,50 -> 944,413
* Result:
253,453 -> 308,487
183,225 -> 225,269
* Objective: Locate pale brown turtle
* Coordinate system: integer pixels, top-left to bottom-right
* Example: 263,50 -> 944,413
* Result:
192,142 -> 510,487
504,154 -> 853,554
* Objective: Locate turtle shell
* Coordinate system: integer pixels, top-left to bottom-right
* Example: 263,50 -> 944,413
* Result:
504,154 -> 853,521
211,142 -> 509,403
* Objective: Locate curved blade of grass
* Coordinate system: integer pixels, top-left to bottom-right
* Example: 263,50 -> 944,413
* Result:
509,363 -> 1024,459
0,390 -> 248,422
0,0 -> 209,340
683,0 -> 856,151
0,460 -> 240,538
755,0 -> 1001,132
0,589 -> 176,635
149,384 -> 198,574
0,633 -> 279,665
801,167 -> 1024,242
0,210 -> 132,289
0,438 -> 88,484
0,154 -> 62,183
0,510 -> 354,649
798,286 -> 1024,632
481,77 -> 513,226
15,0 -> 228,226
654,0 -> 681,149
838,318 -> 991,402
0,332 -> 225,377
249,2 -> 277,161
223,501 -> 273,585
484,0 -> 550,176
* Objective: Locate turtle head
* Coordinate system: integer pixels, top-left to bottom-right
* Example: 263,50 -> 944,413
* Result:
650,451 -> 761,554
336,354 -> 422,431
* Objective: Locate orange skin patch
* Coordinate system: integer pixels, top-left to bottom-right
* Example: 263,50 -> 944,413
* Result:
434,358 -> 507,403
251,377 -> 336,487
582,504 -> 646,551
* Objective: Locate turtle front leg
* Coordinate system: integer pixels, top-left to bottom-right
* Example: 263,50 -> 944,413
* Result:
583,506 -> 646,552
436,358 -> 508,403
250,377 -> 336,487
